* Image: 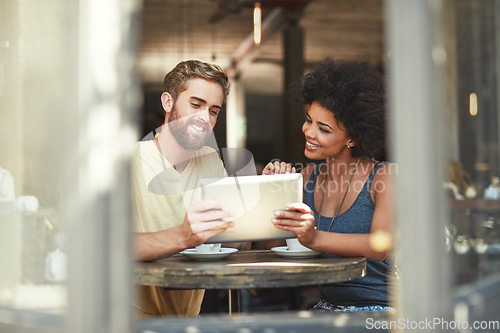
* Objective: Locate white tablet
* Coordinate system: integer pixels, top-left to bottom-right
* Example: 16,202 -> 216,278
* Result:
199,173 -> 302,243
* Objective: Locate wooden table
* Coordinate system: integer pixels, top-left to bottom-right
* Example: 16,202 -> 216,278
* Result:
134,250 -> 366,288
134,250 -> 366,314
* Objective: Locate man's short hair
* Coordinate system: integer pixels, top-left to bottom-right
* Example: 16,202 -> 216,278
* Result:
163,60 -> 230,103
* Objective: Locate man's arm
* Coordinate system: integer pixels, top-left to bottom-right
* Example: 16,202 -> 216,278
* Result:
135,226 -> 189,261
134,200 -> 234,261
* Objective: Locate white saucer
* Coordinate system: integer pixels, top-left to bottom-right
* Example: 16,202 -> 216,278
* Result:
180,248 -> 238,261
271,246 -> 322,258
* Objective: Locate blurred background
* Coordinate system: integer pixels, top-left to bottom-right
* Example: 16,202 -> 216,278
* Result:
138,0 -> 385,168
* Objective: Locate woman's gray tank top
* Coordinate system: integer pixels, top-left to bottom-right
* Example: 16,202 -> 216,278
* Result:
304,162 -> 393,306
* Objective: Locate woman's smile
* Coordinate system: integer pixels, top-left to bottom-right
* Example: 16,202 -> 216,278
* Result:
305,140 -> 321,151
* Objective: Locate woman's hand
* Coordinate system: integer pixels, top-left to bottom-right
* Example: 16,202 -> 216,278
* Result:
272,202 -> 316,247
262,160 -> 296,175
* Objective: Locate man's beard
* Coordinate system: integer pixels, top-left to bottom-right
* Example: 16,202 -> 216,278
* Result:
168,105 -> 212,150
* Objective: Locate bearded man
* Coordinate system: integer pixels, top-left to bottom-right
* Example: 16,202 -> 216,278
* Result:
132,60 -> 246,317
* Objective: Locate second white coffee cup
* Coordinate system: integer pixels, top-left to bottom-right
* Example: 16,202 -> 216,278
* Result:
196,243 -> 222,254
286,238 -> 313,252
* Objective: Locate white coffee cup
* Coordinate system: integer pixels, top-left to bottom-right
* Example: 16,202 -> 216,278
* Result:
0,168 -> 15,202
286,238 -> 313,252
15,195 -> 39,214
45,248 -> 67,282
196,243 -> 222,254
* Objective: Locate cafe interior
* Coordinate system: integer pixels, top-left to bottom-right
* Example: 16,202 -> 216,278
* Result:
1,0 -> 500,332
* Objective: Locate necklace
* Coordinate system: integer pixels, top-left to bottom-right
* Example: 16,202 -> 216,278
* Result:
317,157 -> 360,232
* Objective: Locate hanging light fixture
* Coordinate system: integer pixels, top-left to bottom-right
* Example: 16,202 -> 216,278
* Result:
253,1 -> 261,46
469,92 -> 478,116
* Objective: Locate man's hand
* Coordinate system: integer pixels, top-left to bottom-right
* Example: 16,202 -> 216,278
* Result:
180,199 -> 235,248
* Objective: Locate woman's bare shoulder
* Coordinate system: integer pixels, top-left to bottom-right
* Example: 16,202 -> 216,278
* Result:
374,162 -> 398,179
372,162 -> 397,196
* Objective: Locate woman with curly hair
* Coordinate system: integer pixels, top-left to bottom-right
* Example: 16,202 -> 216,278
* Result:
263,58 -> 396,312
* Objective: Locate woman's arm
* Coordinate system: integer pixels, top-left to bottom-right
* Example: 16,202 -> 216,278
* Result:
272,163 -> 395,261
